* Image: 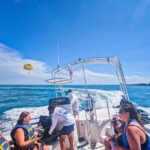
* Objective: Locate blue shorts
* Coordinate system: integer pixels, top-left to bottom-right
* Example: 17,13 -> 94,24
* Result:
60,124 -> 74,135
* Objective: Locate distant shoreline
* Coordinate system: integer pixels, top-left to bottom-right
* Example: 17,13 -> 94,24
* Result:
0,84 -> 150,86
128,83 -> 150,86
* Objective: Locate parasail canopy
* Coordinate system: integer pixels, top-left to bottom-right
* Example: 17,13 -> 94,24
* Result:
23,63 -> 34,70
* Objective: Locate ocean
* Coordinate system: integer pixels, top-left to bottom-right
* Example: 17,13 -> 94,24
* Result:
0,85 -> 150,130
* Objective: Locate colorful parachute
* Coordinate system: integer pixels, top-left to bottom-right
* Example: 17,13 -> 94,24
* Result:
23,63 -> 34,71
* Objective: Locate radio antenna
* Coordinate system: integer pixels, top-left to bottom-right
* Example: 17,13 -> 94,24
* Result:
57,41 -> 60,67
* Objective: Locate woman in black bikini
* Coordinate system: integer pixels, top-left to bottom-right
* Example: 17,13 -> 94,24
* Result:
105,102 -> 150,150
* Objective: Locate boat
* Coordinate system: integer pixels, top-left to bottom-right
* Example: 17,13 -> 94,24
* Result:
44,56 -> 150,149
1,56 -> 150,150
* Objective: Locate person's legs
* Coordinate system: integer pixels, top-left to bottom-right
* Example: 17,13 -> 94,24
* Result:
33,143 -> 48,150
42,145 -> 49,150
104,136 -> 111,150
59,134 -> 67,150
67,132 -> 74,150
60,124 -> 74,150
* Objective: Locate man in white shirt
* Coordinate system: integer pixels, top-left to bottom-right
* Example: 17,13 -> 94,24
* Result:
48,106 -> 75,150
68,89 -> 79,117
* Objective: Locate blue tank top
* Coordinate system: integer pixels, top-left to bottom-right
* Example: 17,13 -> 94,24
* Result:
122,119 -> 150,150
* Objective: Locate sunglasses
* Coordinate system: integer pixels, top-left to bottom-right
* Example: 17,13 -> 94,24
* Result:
119,108 -> 129,114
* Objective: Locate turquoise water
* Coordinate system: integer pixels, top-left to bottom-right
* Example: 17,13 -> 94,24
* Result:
0,85 -> 150,119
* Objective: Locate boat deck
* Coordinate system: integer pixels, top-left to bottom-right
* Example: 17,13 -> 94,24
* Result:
46,138 -> 105,150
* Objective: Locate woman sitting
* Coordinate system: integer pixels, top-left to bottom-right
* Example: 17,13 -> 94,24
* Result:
10,111 -> 48,150
105,102 -> 150,150
0,131 -> 11,150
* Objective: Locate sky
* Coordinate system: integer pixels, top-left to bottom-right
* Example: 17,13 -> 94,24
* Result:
0,0 -> 150,85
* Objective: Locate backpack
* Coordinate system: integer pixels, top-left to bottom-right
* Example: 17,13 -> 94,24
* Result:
38,116 -> 59,144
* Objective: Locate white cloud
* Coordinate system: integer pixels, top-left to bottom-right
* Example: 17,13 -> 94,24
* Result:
0,43 -> 149,85
125,75 -> 150,84
70,69 -> 150,85
0,44 -> 51,84
72,69 -> 118,85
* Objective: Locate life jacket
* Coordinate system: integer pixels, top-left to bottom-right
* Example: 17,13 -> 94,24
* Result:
11,124 -> 37,149
122,119 -> 150,150
0,135 -> 10,150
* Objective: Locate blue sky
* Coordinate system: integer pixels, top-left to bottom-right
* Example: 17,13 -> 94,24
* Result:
0,0 -> 150,84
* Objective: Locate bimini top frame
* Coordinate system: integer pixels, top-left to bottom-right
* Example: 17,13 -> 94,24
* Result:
51,56 -> 130,101
45,78 -> 72,84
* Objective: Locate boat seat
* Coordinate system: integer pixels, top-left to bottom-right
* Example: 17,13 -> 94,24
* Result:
98,119 -> 110,135
98,119 -> 112,143
49,97 -> 72,113
105,126 -> 114,136
100,135 -> 107,144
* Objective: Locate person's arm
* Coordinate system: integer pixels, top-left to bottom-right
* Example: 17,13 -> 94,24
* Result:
0,131 -> 2,136
72,95 -> 79,111
35,125 -> 43,131
75,97 -> 79,111
49,115 -> 59,135
14,128 -> 38,148
126,126 -> 141,150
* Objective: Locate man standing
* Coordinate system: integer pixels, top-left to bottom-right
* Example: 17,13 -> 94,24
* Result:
48,106 -> 75,150
68,89 -> 79,117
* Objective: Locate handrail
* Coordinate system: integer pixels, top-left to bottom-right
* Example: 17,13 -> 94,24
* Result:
51,56 -> 129,101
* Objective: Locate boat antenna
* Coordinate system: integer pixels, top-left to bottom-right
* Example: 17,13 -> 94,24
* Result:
57,41 -> 60,68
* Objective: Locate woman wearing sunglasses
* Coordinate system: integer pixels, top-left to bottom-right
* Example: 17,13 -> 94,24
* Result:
110,102 -> 150,150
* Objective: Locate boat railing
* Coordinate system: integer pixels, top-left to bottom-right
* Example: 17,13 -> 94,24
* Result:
51,57 -> 130,101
